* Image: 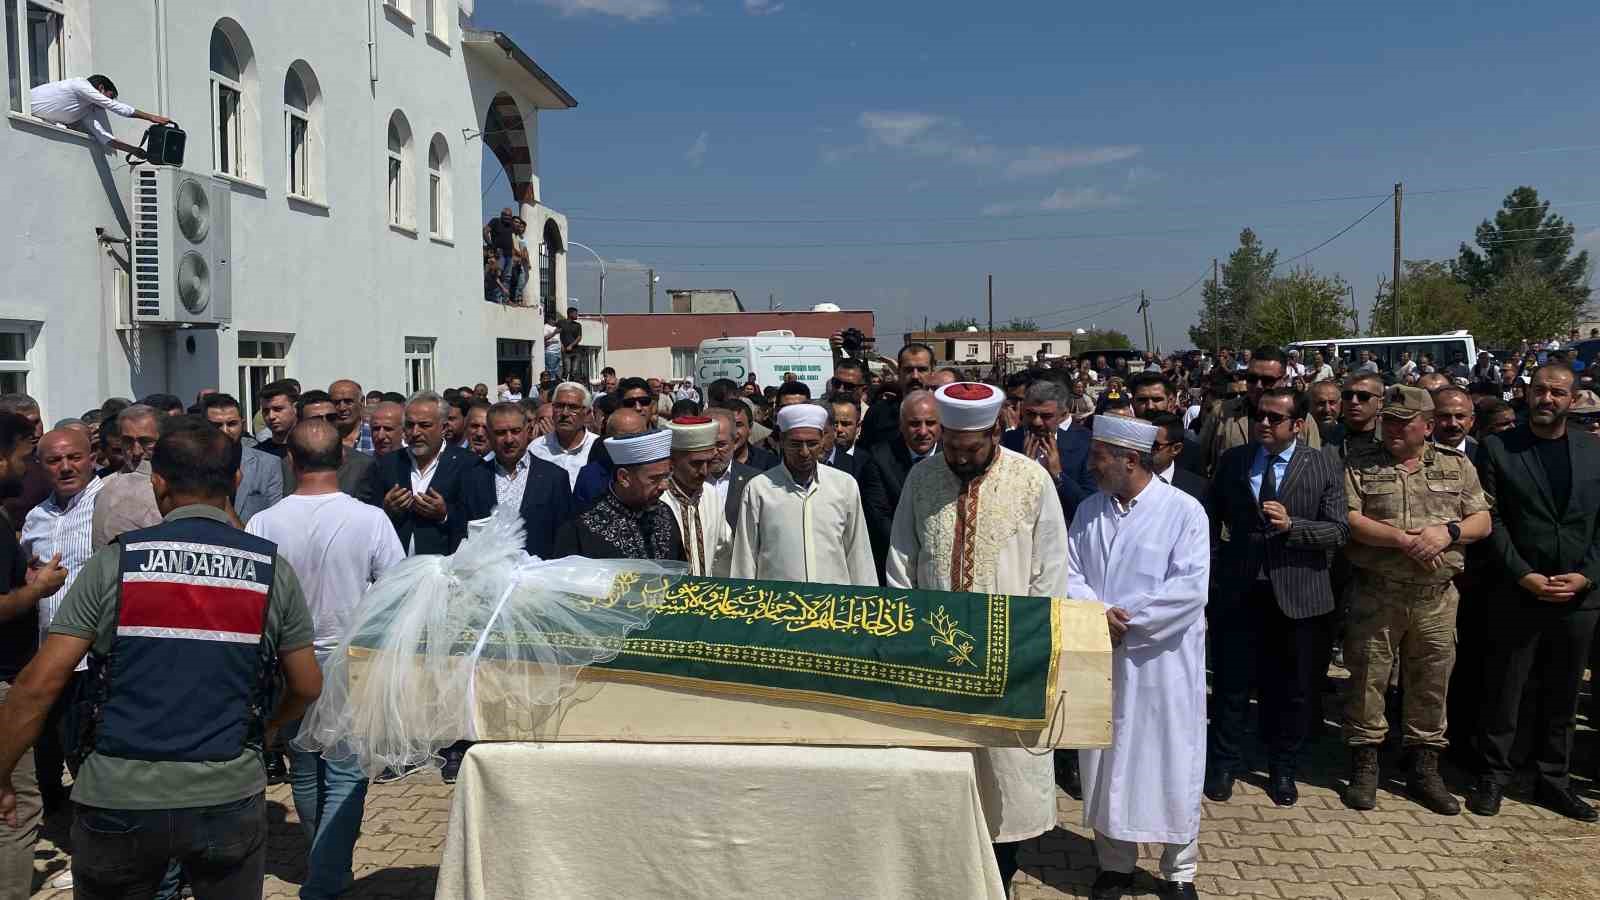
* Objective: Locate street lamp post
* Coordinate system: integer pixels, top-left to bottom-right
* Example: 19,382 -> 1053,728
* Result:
567,240 -> 607,374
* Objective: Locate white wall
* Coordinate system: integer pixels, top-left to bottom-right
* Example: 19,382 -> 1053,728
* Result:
603,347 -> 672,380
0,0 -> 562,420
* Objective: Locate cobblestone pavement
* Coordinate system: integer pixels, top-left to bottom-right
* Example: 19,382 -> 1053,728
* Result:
29,707 -> 1599,899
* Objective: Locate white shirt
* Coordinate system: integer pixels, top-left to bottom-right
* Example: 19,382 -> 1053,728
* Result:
706,466 -> 734,511
21,477 -> 104,659
529,430 -> 597,488
407,452 -> 442,556
730,463 -> 876,586
27,78 -> 136,145
247,492 -> 405,653
544,323 -> 561,352
494,450 -> 534,512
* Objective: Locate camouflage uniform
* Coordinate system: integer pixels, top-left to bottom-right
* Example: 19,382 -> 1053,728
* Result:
1342,442 -> 1490,750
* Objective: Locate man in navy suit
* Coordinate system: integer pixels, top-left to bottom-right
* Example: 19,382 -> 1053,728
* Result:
365,391 -> 492,556
1000,379 -> 1096,525
478,401 -> 573,560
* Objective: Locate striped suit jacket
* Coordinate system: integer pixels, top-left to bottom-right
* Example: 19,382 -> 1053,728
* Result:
1209,440 -> 1350,619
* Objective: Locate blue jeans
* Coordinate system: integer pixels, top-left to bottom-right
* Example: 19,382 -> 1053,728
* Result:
71,793 -> 265,900
283,717 -> 369,900
544,349 -> 561,379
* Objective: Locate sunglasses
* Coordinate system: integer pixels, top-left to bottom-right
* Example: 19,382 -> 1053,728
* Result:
621,396 -> 654,408
1250,410 -> 1296,427
1242,373 -> 1280,385
1341,390 -> 1379,403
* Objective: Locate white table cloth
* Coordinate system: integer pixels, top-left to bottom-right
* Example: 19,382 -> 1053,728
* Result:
435,742 -> 1006,900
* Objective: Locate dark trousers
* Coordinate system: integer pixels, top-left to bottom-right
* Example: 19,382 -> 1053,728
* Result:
1446,575 -> 1490,765
1208,581 -> 1329,776
71,793 -> 266,900
1477,601 -> 1600,794
34,672 -> 82,810
993,840 -> 1022,889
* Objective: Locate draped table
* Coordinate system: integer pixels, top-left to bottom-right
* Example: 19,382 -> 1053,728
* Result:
434,741 -> 1008,900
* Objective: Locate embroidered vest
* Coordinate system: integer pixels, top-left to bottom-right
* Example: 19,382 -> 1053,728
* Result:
86,516 -> 277,763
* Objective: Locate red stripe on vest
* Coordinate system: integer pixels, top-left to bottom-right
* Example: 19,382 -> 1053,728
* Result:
118,581 -> 268,636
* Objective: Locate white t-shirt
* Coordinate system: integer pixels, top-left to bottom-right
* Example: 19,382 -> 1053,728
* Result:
247,492 -> 406,652
544,323 -> 561,353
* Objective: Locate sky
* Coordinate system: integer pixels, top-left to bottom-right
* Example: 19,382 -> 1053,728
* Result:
472,0 -> 1600,350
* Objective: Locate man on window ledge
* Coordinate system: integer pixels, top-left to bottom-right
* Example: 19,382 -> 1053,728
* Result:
28,75 -> 171,158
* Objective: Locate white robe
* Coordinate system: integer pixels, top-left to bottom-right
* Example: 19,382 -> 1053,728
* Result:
662,482 -> 732,577
884,446 -> 1069,843
729,463 -> 877,587
1069,477 -> 1209,845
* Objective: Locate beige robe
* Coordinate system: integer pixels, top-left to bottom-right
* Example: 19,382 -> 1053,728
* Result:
729,464 -> 876,587
884,446 -> 1069,843
662,480 -> 732,577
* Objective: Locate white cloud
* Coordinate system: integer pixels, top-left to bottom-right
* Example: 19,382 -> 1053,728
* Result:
1124,164 -> 1161,187
534,0 -> 671,21
1003,145 -> 1141,179
744,0 -> 785,13
1039,187 -> 1127,211
685,131 -> 709,166
858,111 -> 944,148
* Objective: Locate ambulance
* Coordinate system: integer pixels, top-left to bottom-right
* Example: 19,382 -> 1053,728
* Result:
696,331 -> 835,394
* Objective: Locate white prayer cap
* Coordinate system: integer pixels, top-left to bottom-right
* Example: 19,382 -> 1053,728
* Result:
1092,414 -> 1157,452
667,416 -> 718,452
605,429 -> 672,465
933,382 -> 1002,432
776,403 -> 829,433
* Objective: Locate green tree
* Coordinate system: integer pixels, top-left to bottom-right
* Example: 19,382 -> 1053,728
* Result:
1074,329 -> 1133,352
1250,267 -> 1354,346
1002,317 -> 1040,331
1368,260 -> 1476,336
1471,262 -> 1578,347
932,317 -> 980,332
1188,228 -> 1278,349
1455,186 -> 1592,310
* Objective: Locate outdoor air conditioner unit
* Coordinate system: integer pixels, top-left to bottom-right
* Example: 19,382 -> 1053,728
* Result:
129,167 -> 231,326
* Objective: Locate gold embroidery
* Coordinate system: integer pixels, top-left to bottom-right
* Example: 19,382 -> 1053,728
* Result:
924,605 -> 977,668
653,579 -> 917,639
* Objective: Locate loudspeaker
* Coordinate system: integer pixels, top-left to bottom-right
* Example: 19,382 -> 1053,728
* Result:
141,123 -> 186,167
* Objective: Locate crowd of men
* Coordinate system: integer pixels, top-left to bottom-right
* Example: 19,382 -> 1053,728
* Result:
0,329 -> 1595,899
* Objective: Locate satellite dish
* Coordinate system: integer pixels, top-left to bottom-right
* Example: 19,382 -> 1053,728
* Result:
812,302 -> 841,312
1075,328 -> 1088,335
175,177 -> 211,244
965,325 -> 979,332
177,251 -> 211,314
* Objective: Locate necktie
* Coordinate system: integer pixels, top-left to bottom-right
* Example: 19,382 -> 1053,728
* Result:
1259,453 -> 1278,505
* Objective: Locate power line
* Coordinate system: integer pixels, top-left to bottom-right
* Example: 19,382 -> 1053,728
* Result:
1269,195 -> 1392,271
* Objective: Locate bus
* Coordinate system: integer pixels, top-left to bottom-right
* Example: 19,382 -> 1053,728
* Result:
1287,331 -> 1477,373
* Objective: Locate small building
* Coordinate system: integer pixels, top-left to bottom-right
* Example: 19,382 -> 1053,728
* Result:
595,310 -> 874,380
904,330 -> 1075,367
668,289 -> 743,315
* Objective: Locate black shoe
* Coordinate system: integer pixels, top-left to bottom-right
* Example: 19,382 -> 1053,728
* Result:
373,763 -> 424,785
1203,768 -> 1234,802
1055,751 -> 1082,800
1466,777 -> 1502,816
264,752 -> 290,786
1535,786 -> 1598,822
441,748 -> 464,784
1156,880 -> 1199,900
1089,870 -> 1135,900
1267,773 -> 1299,807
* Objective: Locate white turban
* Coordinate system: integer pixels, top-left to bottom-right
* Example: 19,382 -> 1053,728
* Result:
605,429 -> 672,465
933,382 -> 1002,432
776,403 -> 829,433
1091,414 -> 1157,452
666,417 -> 718,452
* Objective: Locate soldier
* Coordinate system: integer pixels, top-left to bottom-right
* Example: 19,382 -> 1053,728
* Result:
1340,386 -> 1491,814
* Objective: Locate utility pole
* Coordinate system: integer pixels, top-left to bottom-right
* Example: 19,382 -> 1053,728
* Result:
648,267 -> 655,314
1349,283 -> 1359,334
1212,257 -> 1220,358
987,274 -> 995,376
1138,290 -> 1152,352
768,291 -> 774,311
1391,182 -> 1403,336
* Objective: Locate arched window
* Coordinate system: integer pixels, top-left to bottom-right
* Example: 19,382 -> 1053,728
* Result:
386,111 -> 413,229
208,21 -> 257,179
283,61 -> 323,201
427,134 -> 451,239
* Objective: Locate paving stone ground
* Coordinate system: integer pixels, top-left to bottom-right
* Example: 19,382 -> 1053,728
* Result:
29,687 -> 1600,899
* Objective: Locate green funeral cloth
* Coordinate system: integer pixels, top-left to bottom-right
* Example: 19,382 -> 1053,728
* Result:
559,575 -> 1058,729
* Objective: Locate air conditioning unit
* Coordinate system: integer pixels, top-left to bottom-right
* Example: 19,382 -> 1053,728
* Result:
129,167 -> 231,326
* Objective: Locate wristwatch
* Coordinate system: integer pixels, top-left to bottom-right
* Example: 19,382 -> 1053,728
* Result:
1445,521 -> 1461,543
